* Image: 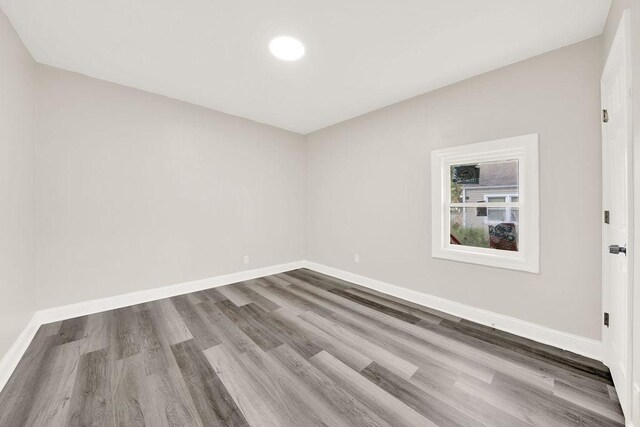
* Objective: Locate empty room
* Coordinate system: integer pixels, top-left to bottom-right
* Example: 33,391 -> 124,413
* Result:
1,0 -> 639,425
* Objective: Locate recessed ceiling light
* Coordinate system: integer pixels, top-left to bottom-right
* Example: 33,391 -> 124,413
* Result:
269,36 -> 305,61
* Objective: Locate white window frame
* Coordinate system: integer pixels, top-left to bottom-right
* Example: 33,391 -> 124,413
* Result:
431,134 -> 539,273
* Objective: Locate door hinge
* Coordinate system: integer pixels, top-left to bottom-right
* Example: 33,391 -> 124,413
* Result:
603,109 -> 609,123
604,312 -> 610,327
604,210 -> 610,224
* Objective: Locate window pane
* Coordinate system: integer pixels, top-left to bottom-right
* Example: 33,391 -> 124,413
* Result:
450,207 -> 518,252
487,207 -> 519,224
450,160 -> 519,203
488,208 -> 506,221
487,196 -> 506,203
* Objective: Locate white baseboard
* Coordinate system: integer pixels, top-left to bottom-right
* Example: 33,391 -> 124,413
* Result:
303,261 -> 603,361
0,260 -> 305,393
0,314 -> 41,396
34,261 -> 306,325
1,258 -> 604,395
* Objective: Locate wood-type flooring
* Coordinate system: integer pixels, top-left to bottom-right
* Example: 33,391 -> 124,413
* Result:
0,269 -> 625,426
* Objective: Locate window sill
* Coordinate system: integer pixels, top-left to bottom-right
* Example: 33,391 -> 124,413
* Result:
432,245 -> 539,273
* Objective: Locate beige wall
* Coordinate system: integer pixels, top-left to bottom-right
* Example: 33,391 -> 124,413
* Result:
0,9 -> 36,359
306,37 -> 603,340
36,66 -> 306,309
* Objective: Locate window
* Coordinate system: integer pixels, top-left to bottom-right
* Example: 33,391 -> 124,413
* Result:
431,134 -> 539,272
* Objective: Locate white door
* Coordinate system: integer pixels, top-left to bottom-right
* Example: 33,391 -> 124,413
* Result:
602,9 -> 633,418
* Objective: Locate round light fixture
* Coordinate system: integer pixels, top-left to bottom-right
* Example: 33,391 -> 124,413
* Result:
269,36 -> 305,61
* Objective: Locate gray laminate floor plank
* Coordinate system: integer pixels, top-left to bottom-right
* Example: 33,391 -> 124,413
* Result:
240,302 -> 323,359
143,312 -> 204,427
341,287 -> 445,324
422,319 -> 613,397
36,320 -> 63,338
272,344 -> 390,427
296,268 -> 462,322
456,318 -> 609,375
361,361 -> 483,427
286,279 -> 498,384
246,279 -> 334,317
242,342 -> 351,426
299,310 -> 419,379
25,340 -> 83,426
136,309 -> 171,375
113,307 -> 144,359
217,284 -> 255,307
328,288 -> 423,324
490,373 -> 624,426
410,366 -> 529,427
278,271 -> 340,291
111,353 -> 151,426
324,304 -> 498,384
171,339 -> 249,426
0,268 -> 625,426
310,350 -> 435,427
171,295 -> 221,350
242,280 -> 309,315
0,335 -> 58,426
274,307 -> 373,371
214,300 -> 283,352
235,283 -> 281,312
147,298 -> 193,346
54,315 -> 88,346
287,269 -> 353,291
203,344 -> 291,427
201,287 -> 228,302
301,281 -> 556,392
66,347 -> 112,427
553,380 -> 625,424
439,318 -> 614,384
196,300 -> 256,355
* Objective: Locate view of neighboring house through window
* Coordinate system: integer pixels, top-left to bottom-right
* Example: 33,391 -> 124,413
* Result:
450,159 -> 519,252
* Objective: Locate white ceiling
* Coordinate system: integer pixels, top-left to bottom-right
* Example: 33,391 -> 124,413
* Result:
1,0 -> 611,134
